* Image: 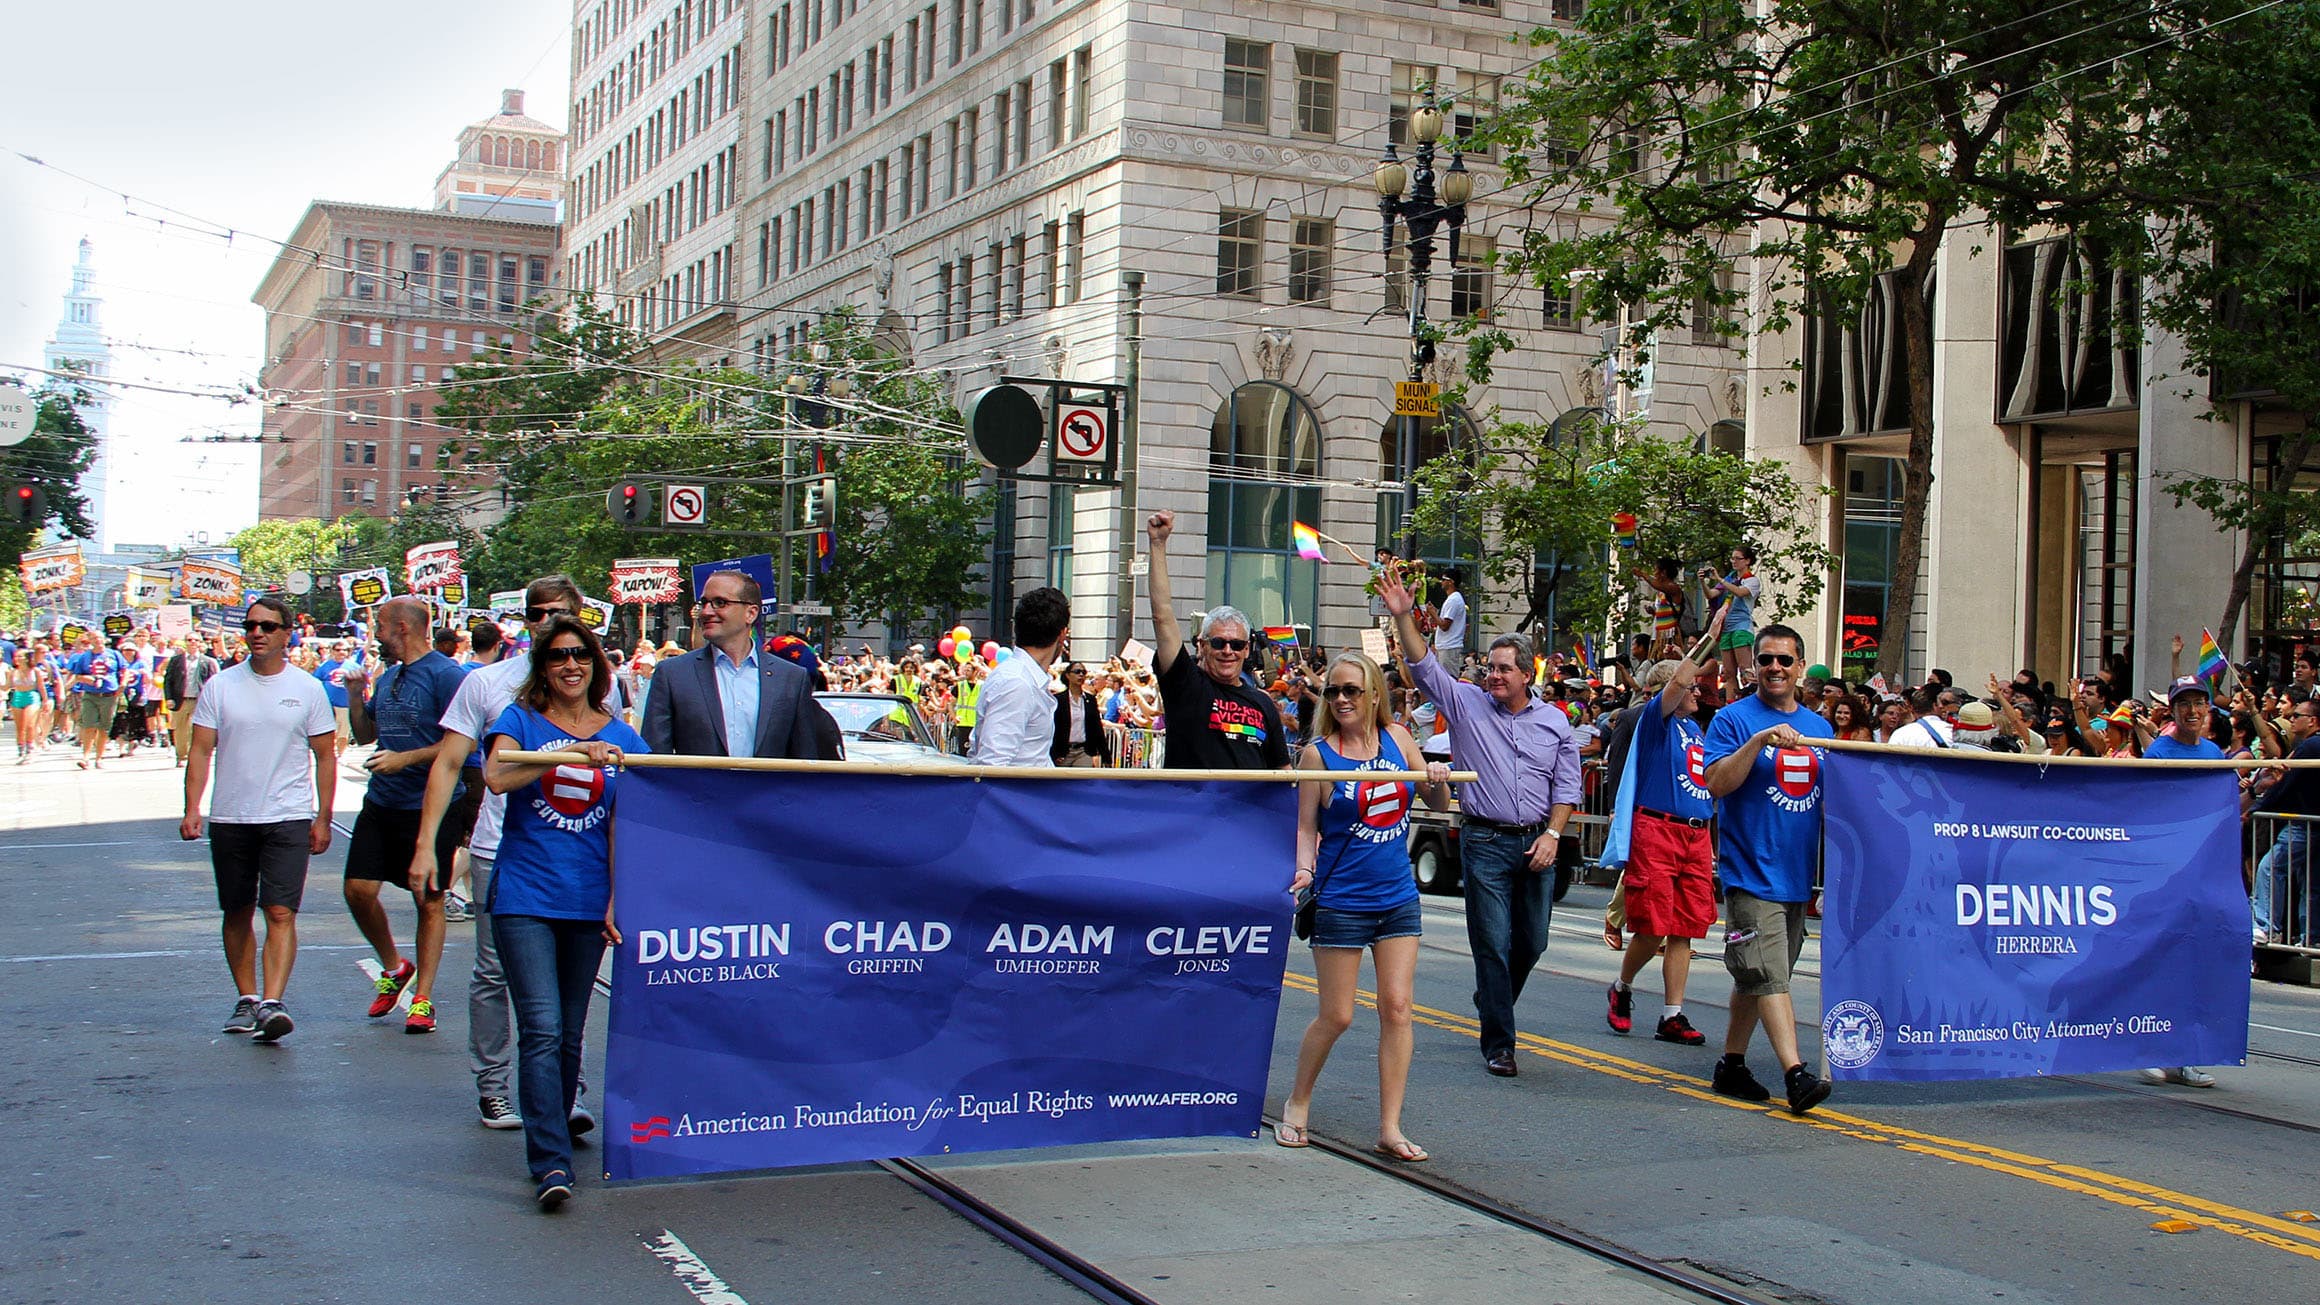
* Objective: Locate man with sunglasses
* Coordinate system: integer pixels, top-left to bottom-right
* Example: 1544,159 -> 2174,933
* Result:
181,596 -> 338,1043
339,597 -> 472,1034
410,576 -> 600,1131
1377,561 -> 1582,1078
1144,510 -> 1291,770
641,569 -> 827,760
1699,624 -> 1835,1114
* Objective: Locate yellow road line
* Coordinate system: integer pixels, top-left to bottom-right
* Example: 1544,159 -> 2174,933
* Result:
1279,969 -> 2320,1261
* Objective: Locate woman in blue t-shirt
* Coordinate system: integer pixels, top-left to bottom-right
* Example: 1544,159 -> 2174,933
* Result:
1277,652 -> 1449,1162
482,615 -> 649,1211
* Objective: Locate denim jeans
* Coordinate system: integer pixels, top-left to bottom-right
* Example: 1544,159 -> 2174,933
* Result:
1461,823 -> 1555,1058
469,855 -> 588,1103
493,912 -> 606,1180
2254,823 -> 2311,945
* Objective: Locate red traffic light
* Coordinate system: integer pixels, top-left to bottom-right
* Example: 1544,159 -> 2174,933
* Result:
12,487 -> 28,499
622,485 -> 637,499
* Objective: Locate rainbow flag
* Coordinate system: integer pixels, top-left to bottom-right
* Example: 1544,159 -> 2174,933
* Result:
1653,595 -> 1678,641
1611,512 -> 1638,548
1262,625 -> 1299,647
2197,628 -> 2228,689
1291,521 -> 1328,562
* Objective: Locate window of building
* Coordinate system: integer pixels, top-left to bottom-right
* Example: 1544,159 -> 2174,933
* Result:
342,361 -> 361,387
1552,0 -> 1586,19
1008,233 -> 1027,319
1217,209 -> 1262,298
1451,235 -> 1494,319
1289,218 -> 1332,304
1384,246 -> 1407,313
368,322 -> 384,347
361,441 -> 377,465
935,261 -> 954,344
344,320 -> 365,346
362,479 -> 378,506
468,252 -> 490,312
1049,59 -> 1068,148
1376,405 -> 1481,566
439,250 -> 462,308
1207,381 -> 1322,630
410,366 -> 425,385
1223,39 -> 1269,129
962,107 -> 979,186
1293,49 -> 1336,138
1012,77 -> 1032,165
409,247 -> 433,303
995,88 -> 1013,174
343,478 -> 357,505
342,441 -> 356,465
1542,279 -> 1581,329
412,325 -> 428,351
1047,483 -> 1074,591
1064,210 -> 1084,303
407,443 -> 424,469
407,402 -> 423,422
1071,44 -> 1091,138
1389,63 -> 1427,148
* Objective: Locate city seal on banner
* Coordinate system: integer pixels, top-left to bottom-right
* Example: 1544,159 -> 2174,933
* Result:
1823,999 -> 1886,1070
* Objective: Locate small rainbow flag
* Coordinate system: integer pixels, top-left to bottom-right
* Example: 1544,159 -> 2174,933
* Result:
2197,628 -> 2228,689
1291,521 -> 1327,561
1262,625 -> 1299,646
1611,512 -> 1638,548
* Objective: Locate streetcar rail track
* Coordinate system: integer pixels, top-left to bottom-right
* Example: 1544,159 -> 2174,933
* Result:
878,1158 -> 1164,1305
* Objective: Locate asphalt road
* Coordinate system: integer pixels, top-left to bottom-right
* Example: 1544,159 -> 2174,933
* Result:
8,737 -> 2320,1304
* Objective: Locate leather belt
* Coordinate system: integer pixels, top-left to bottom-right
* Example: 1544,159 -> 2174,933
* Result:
1465,815 -> 1547,836
1637,807 -> 1710,830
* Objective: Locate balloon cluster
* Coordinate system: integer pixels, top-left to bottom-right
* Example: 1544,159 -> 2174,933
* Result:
934,625 -> 1009,664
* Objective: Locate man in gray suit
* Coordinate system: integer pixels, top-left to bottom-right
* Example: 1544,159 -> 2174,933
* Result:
642,570 -> 832,759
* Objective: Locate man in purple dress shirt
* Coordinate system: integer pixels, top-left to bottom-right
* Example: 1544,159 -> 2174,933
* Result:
1379,563 -> 1582,1077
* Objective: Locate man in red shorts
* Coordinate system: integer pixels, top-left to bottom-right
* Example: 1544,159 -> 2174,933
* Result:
1606,636 -> 1720,1045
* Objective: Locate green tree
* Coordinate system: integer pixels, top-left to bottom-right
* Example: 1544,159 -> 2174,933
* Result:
0,380 -> 100,569
226,515 -> 395,620
0,568 -> 27,633
1413,414 -> 1832,638
1477,0 -> 2235,674
2132,4 -> 2320,651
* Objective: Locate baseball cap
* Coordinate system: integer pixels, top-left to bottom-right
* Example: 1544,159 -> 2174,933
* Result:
2166,676 -> 2211,705
1805,663 -> 1833,681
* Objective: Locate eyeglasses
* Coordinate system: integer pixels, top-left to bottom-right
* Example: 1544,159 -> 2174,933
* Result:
2296,711 -> 2320,721
1755,653 -> 1796,668
1205,638 -> 1249,652
524,606 -> 574,623
242,620 -> 286,635
696,597 -> 750,613
1321,684 -> 1365,700
542,645 -> 591,666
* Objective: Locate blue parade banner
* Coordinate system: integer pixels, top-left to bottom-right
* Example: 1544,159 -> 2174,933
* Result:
603,770 -> 1297,1179
689,554 -> 779,622
1820,752 -> 2249,1081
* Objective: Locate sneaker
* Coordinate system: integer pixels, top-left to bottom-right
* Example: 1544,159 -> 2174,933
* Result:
1711,1056 -> 1772,1103
1605,982 -> 1633,1035
222,998 -> 260,1035
568,1097 -> 596,1139
443,894 -> 471,923
479,1096 -> 523,1130
405,997 -> 437,1034
1784,1064 -> 1833,1115
1654,1012 -> 1707,1046
367,959 -> 415,1018
251,1000 -> 294,1043
2166,1066 -> 2217,1088
535,1169 -> 573,1211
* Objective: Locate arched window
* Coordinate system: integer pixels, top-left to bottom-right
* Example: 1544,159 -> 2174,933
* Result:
1207,381 -> 1323,631
526,140 -> 541,170
1376,404 -> 1480,568
494,137 -> 509,166
542,142 -> 558,171
1698,418 -> 1746,457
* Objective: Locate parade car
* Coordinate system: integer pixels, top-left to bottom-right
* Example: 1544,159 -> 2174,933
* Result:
814,692 -> 948,766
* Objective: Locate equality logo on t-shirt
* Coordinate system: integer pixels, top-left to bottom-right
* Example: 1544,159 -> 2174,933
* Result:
1208,697 -> 1268,744
545,763 -> 605,817
1682,740 -> 1710,800
1358,780 -> 1411,830
1765,745 -> 1822,813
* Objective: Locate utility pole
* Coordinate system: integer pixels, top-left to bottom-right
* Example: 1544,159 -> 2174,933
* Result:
1113,269 -> 1144,651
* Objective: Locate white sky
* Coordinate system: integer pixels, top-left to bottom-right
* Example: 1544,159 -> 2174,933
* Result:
0,1 -> 570,550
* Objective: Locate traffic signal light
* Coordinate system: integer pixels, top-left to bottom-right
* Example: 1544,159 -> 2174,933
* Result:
606,480 -> 653,527
5,484 -> 45,524
802,477 -> 835,529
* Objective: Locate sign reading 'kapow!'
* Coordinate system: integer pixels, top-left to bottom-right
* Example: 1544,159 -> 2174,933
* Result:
175,557 -> 245,607
608,558 -> 684,605
19,542 -> 85,594
404,540 -> 462,592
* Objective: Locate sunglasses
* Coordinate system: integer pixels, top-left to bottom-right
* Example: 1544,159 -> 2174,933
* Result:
1322,684 -> 1365,700
1205,638 -> 1249,652
243,620 -> 286,634
542,645 -> 592,665
525,606 -> 574,622
1755,653 -> 1796,668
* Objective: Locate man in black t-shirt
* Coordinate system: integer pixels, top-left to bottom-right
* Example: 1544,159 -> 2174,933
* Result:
1145,510 -> 1291,769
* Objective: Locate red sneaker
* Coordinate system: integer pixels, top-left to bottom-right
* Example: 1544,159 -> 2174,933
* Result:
1606,982 -> 1633,1035
1655,1012 -> 1707,1045
404,997 -> 436,1034
367,959 -> 415,1018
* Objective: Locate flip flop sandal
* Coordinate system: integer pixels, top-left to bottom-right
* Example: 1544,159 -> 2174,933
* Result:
1273,1120 -> 1310,1149
1372,1140 -> 1429,1163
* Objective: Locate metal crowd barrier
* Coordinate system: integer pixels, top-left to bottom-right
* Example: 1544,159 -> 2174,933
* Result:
2250,811 -> 2318,956
1107,725 -> 1165,769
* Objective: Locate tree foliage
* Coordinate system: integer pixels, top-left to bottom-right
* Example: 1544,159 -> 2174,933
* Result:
0,381 -> 100,570
1476,0 -> 2235,672
1412,414 -> 1832,636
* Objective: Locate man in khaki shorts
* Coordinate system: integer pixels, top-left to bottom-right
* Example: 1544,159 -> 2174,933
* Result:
1699,622 -> 1834,1115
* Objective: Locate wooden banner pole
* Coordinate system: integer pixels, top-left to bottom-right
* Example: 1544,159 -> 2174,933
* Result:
498,750 -> 1476,783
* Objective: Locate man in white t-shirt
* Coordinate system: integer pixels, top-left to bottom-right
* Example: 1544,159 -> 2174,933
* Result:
181,596 -> 338,1043
1432,568 -> 1469,666
970,586 -> 1070,767
409,575 -> 592,1133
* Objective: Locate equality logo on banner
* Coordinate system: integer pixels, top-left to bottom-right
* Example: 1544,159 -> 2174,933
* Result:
404,541 -> 462,592
175,557 -> 244,607
603,771 -> 1296,1179
19,542 -> 85,594
609,558 -> 684,605
1820,752 -> 2248,1081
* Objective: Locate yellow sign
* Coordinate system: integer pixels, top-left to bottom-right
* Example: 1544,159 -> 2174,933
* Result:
1393,381 -> 1441,418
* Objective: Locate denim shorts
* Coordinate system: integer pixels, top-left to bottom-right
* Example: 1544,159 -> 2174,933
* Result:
1311,897 -> 1424,949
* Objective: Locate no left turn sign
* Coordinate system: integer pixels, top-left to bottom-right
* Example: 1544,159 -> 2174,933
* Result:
1056,406 -> 1108,462
664,483 -> 708,526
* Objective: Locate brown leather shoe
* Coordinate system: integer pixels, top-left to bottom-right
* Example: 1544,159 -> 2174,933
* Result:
1485,1051 -> 1518,1077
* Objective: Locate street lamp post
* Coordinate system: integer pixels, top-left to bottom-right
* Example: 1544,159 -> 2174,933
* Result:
1375,84 -> 1473,558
